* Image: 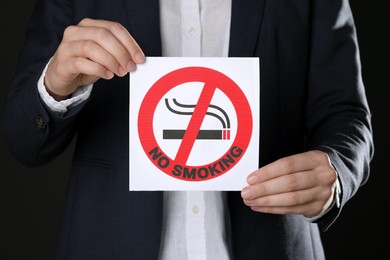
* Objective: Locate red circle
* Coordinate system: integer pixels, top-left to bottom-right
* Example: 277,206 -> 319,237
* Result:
138,66 -> 253,181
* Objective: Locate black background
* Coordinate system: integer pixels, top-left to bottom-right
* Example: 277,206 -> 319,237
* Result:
1,1 -> 389,259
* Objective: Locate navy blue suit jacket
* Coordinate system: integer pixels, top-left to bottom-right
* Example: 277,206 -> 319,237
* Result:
2,0 -> 373,259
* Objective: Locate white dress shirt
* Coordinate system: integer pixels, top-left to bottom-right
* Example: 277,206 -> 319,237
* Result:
158,1 -> 232,259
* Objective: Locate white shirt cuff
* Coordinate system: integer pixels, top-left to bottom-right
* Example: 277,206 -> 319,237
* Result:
37,61 -> 93,115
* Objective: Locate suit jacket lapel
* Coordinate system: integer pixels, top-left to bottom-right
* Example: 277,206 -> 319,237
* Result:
123,0 -> 162,56
229,0 -> 266,57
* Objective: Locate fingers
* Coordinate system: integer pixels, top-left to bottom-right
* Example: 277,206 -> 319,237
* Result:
66,57 -> 115,81
63,19 -> 144,75
241,150 -> 337,216
45,18 -> 145,98
241,170 -> 316,200
78,18 -> 145,67
63,40 -> 121,78
246,150 -> 332,185
243,186 -> 332,216
243,188 -> 316,208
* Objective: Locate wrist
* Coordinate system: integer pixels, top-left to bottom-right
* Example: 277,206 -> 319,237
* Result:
43,76 -> 71,101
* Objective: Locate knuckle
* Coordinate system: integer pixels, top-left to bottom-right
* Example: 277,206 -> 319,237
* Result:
312,150 -> 329,164
255,184 -> 268,196
325,169 -> 337,184
93,27 -> 109,41
107,21 -> 124,32
118,49 -> 131,61
71,57 -> 84,70
259,196 -> 270,206
55,45 -> 68,60
318,166 -> 337,185
79,17 -> 92,25
80,40 -> 95,54
63,25 -> 77,38
280,157 -> 295,172
286,175 -> 299,190
286,193 -> 300,206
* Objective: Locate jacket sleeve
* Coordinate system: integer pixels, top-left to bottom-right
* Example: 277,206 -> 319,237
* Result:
305,0 -> 374,230
1,0 -> 82,167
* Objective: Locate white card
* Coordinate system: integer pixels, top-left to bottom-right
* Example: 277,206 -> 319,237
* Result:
129,57 -> 260,191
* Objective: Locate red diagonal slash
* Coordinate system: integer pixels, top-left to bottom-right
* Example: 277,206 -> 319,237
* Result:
174,83 -> 216,164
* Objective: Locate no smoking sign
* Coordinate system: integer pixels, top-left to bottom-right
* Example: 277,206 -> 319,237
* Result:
130,57 -> 260,191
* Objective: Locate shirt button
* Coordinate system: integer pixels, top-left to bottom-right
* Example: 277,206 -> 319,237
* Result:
192,205 -> 200,215
187,27 -> 196,36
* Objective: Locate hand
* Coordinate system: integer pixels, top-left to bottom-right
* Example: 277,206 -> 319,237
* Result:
241,150 -> 338,218
44,18 -> 145,100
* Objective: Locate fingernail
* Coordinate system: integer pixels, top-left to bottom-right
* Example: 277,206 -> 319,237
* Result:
118,66 -> 126,76
135,51 -> 145,63
105,70 -> 114,79
241,188 -> 253,199
126,61 -> 136,72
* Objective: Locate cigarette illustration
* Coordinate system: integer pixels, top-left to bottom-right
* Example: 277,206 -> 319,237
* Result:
163,98 -> 231,140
